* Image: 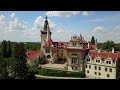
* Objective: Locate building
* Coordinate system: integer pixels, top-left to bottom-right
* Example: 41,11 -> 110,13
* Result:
26,50 -> 43,66
26,16 -> 120,79
40,16 -> 91,72
85,49 -> 120,79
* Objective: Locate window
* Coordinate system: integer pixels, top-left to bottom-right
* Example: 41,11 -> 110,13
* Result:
109,68 -> 112,72
95,66 -> 97,70
98,60 -> 100,63
107,74 -> 110,78
75,67 -> 77,70
96,60 -> 100,63
109,61 -> 111,64
73,43 -> 76,46
94,72 -> 97,75
99,67 -> 101,70
45,49 -> 50,53
89,65 -> 91,69
47,55 -> 51,59
71,58 -> 78,64
72,67 -> 73,70
87,70 -> 89,73
106,61 -> 108,64
105,67 -> 107,71
96,60 -> 97,62
113,60 -> 115,63
98,72 -> 101,76
86,65 -> 87,68
102,58 -> 104,61
87,59 -> 90,62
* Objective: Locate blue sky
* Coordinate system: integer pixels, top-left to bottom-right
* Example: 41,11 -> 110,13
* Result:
0,11 -> 120,43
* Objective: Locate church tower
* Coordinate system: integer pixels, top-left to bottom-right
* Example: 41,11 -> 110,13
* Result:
41,16 -> 51,52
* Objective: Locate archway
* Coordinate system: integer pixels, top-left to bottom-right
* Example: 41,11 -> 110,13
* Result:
47,55 -> 51,59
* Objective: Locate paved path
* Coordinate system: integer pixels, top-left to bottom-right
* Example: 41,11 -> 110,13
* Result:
35,75 -> 88,79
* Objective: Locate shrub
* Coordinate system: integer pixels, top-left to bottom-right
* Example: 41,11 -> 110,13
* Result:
38,68 -> 85,78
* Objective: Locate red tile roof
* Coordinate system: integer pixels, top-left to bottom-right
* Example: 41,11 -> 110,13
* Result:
65,48 -> 89,51
47,38 -> 53,46
89,52 -> 119,61
26,51 -> 43,59
58,42 -> 68,47
83,43 -> 89,49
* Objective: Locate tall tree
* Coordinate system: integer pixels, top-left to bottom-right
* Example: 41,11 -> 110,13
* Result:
7,40 -> 12,58
1,40 -> 7,58
91,36 -> 95,45
0,56 -> 9,79
13,43 -> 29,79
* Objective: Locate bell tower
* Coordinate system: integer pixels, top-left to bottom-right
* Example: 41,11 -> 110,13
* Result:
41,16 -> 51,52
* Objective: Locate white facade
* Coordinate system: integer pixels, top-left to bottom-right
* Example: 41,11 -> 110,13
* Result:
85,55 -> 116,79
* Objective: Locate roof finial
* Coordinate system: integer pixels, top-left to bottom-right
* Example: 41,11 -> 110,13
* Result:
46,15 -> 47,21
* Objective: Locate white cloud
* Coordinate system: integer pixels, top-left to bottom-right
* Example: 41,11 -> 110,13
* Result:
10,13 -> 17,19
82,11 -> 88,16
56,29 -> 64,33
89,25 -> 120,43
1,12 -> 120,43
113,25 -> 120,30
0,15 -> 5,22
33,16 -> 44,30
45,11 -> 80,17
92,26 -> 105,34
33,16 -> 57,31
9,13 -> 28,31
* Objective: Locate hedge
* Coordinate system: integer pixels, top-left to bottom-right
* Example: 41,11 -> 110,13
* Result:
38,68 -> 86,78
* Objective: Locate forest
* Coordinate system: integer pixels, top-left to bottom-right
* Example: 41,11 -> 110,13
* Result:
0,40 -> 40,79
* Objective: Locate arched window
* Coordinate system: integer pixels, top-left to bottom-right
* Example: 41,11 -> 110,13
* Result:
47,55 -> 51,59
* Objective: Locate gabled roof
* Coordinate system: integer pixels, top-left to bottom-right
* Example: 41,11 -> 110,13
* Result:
44,38 -> 53,47
89,52 -> 119,61
26,51 -> 43,59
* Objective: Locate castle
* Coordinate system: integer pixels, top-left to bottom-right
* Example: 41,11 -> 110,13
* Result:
26,16 -> 120,79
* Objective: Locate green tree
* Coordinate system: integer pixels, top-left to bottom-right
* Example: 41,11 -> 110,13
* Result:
1,40 -> 7,58
102,40 -> 115,50
13,43 -> 29,79
0,57 -> 9,79
7,40 -> 12,58
91,36 -> 95,45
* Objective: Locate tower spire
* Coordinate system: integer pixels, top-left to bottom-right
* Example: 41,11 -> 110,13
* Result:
44,16 -> 49,31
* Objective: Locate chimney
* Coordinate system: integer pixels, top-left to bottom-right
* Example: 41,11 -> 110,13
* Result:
88,42 -> 90,48
112,47 -> 114,53
98,49 -> 101,53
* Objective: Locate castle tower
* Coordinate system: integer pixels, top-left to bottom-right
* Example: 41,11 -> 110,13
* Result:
41,16 -> 51,51
46,24 -> 51,42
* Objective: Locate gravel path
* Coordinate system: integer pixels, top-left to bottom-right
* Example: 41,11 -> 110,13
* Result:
35,75 -> 88,79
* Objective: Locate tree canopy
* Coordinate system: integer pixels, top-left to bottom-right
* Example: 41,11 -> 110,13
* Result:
102,40 -> 115,50
91,36 -> 95,45
13,43 -> 29,79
